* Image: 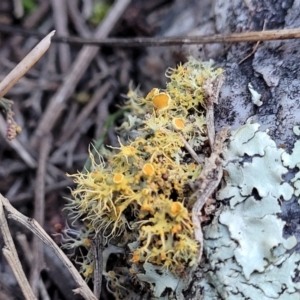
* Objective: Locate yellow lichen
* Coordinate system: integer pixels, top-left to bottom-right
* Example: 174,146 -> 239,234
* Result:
83,238 -> 91,247
65,57 -> 224,287
113,173 -> 124,183
145,87 -> 159,100
172,117 -> 185,130
152,93 -> 171,111
142,163 -> 155,176
170,202 -> 183,216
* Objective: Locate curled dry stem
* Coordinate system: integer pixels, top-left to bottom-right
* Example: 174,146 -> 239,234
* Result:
0,194 -> 97,300
0,196 -> 37,300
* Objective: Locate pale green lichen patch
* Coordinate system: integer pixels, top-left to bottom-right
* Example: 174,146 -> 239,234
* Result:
239,146 -> 293,199
220,198 -> 297,279
200,122 -> 300,299
203,218 -> 237,267
224,122 -> 276,162
136,262 -> 183,299
293,126 -> 300,136
221,123 -> 293,202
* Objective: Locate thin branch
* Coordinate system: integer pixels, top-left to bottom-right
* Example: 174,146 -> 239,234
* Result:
30,135 -> 52,296
2,23 -> 300,46
16,234 -> 51,300
92,234 -> 103,299
0,194 -> 97,300
180,135 -> 203,165
0,198 -> 37,300
51,0 -> 70,73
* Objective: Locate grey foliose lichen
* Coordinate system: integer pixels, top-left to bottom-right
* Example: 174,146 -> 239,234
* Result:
199,122 -> 300,299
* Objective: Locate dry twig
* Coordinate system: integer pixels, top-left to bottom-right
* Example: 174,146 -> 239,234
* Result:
51,0 -> 70,73
0,197 -> 37,300
239,20 -> 267,64
91,235 -> 103,299
30,135 -> 52,296
2,24 -> 300,47
0,31 -> 55,99
0,194 -> 97,300
192,74 -> 227,263
16,234 -> 51,300
192,128 -> 228,262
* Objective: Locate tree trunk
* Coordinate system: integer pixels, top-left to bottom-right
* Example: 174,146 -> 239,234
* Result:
140,0 -> 300,298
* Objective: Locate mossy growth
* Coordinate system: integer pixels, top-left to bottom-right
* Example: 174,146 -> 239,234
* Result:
89,1 -> 111,25
64,57 -> 223,298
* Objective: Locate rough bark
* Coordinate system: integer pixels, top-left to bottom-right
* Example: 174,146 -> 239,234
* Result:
139,0 -> 300,298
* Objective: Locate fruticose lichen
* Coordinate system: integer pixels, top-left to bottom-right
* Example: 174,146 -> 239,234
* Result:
199,122 -> 300,299
64,57 -> 223,299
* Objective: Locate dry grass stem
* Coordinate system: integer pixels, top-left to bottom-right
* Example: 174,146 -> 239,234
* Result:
3,25 -> 300,47
180,135 -> 204,164
239,20 -> 267,64
0,31 -> 55,99
0,198 -> 37,300
51,0 -> 70,73
16,234 -> 51,300
0,194 -> 97,300
30,135 -> 52,296
91,235 -> 103,299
